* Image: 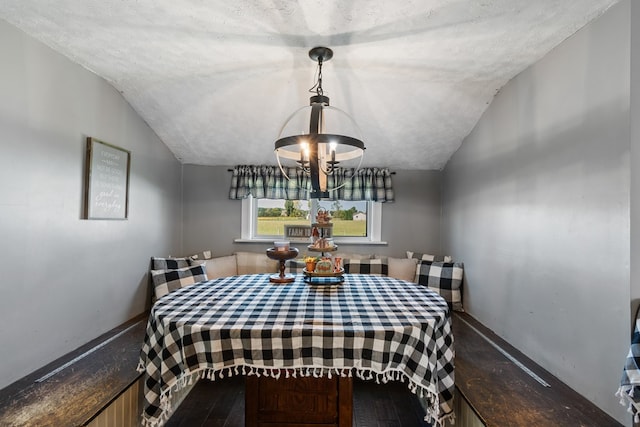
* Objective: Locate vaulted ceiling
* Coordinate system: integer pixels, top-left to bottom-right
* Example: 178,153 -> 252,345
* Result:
0,0 -> 620,170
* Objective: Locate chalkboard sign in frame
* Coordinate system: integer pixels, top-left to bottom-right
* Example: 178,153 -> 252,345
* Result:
284,224 -> 312,242
83,137 -> 131,220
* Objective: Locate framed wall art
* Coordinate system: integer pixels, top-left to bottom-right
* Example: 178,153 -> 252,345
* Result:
83,137 -> 131,220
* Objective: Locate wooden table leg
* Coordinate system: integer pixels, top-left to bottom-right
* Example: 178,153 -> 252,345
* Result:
245,375 -> 259,427
338,376 -> 353,427
245,374 -> 353,427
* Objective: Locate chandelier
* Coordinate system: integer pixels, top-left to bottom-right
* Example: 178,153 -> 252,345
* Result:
274,47 -> 365,199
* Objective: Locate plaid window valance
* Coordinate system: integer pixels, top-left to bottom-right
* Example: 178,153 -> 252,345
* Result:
228,165 -> 394,202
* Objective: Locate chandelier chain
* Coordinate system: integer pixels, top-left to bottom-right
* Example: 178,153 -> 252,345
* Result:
317,58 -> 323,96
309,58 -> 324,97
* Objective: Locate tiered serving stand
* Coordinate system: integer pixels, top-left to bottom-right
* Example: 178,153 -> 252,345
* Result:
304,222 -> 344,284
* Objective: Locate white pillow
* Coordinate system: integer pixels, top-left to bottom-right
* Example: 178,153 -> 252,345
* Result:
189,250 -> 213,261
334,252 -> 372,260
191,255 -> 237,279
388,257 -> 419,282
235,251 -> 279,275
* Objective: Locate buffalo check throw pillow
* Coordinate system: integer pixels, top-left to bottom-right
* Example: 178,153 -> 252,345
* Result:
416,260 -> 464,311
344,258 -> 389,276
406,251 -> 453,263
151,257 -> 190,270
151,265 -> 208,299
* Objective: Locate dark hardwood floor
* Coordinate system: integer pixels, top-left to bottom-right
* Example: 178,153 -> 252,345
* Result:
166,375 -> 431,427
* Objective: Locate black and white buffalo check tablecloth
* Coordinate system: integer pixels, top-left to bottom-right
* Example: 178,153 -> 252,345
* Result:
138,274 -> 455,427
618,315 -> 640,422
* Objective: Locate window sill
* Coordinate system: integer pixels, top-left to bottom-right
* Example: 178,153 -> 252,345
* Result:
234,238 -> 388,246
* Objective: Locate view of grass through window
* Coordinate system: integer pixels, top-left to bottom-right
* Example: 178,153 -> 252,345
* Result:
256,199 -> 367,237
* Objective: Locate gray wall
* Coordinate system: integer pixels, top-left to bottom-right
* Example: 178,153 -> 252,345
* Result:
441,1 -> 630,423
1,3 -> 632,422
0,20 -> 182,388
631,0 -> 640,318
182,165 -> 442,259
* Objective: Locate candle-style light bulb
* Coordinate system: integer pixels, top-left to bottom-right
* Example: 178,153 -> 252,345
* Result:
299,141 -> 310,167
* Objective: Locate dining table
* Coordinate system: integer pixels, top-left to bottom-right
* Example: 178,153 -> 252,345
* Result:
137,273 -> 455,427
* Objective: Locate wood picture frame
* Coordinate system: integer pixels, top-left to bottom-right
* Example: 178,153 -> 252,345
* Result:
83,137 -> 131,220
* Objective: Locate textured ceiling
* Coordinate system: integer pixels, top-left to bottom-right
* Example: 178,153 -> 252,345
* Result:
0,0 -> 620,170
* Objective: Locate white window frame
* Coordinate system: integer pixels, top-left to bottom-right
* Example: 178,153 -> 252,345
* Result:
237,196 -> 385,244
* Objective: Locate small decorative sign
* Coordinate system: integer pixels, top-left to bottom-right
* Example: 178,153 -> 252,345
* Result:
284,225 -> 312,241
83,137 -> 131,220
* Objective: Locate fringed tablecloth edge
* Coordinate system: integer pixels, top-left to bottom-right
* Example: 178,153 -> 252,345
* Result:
138,364 -> 451,427
616,385 -> 640,423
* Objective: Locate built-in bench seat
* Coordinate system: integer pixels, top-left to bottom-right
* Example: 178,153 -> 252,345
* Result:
0,297 -> 623,427
0,314 -> 147,427
452,311 -> 621,426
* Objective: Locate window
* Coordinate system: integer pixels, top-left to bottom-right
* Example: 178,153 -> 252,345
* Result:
254,199 -> 310,237
240,196 -> 383,244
